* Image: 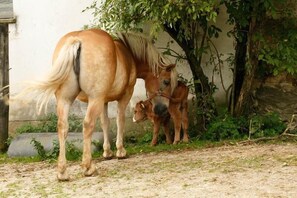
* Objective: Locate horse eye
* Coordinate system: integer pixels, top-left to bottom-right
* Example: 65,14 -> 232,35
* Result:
163,79 -> 170,86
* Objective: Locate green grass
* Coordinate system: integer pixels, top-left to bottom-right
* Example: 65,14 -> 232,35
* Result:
0,153 -> 40,164
0,138 -> 226,164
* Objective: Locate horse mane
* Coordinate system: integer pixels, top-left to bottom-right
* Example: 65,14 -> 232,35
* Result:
116,32 -> 171,75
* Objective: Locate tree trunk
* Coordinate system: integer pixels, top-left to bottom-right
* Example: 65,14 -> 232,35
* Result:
0,24 -> 9,152
164,25 -> 211,95
230,25 -> 249,115
234,14 -> 259,116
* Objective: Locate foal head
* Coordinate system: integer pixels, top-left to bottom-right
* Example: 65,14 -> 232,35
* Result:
132,100 -> 151,123
145,64 -> 177,117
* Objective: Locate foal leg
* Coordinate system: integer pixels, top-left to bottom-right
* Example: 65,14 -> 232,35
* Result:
181,102 -> 189,143
169,104 -> 182,144
82,99 -> 103,176
101,103 -> 113,159
163,119 -> 172,144
151,119 -> 161,146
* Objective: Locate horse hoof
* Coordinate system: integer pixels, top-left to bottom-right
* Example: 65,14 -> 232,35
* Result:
57,172 -> 70,182
166,140 -> 173,144
83,164 -> 98,177
104,156 -> 113,160
103,150 -> 113,159
116,149 -> 127,159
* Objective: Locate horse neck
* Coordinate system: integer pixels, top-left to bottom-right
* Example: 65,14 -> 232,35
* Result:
135,61 -> 151,79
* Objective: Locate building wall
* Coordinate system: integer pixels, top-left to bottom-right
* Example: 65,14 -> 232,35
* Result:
8,1 -> 234,130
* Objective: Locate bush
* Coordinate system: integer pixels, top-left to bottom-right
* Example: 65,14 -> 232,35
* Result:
201,112 -> 245,141
201,111 -> 286,141
249,112 -> 286,138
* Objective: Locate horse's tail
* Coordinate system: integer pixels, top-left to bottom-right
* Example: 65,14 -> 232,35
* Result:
10,37 -> 81,114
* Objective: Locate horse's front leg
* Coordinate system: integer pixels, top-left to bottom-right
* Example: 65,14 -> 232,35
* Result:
116,88 -> 134,158
101,103 -> 113,159
115,104 -> 127,158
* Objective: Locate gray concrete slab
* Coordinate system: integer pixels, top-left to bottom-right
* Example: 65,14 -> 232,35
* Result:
7,132 -> 107,157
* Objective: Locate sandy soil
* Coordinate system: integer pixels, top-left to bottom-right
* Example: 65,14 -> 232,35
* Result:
1,143 -> 297,198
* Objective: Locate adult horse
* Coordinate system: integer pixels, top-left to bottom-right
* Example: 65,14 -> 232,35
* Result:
17,29 -> 177,181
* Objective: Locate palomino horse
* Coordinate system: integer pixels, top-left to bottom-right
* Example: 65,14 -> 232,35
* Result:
16,29 -> 177,181
134,67 -> 189,145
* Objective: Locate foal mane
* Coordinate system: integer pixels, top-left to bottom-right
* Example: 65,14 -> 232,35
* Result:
116,32 -> 171,75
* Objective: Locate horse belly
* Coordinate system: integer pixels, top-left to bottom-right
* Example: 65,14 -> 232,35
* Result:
106,67 -> 135,101
105,42 -> 136,101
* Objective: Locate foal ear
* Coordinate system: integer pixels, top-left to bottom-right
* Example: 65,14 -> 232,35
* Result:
140,102 -> 145,109
165,64 -> 176,72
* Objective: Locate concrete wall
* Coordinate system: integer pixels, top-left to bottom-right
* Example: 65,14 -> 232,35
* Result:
8,1 -> 234,132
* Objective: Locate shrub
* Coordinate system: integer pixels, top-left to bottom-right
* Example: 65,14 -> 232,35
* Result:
201,112 -> 244,141
249,112 -> 286,139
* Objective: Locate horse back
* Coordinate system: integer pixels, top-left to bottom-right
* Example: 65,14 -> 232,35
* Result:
53,29 -> 136,102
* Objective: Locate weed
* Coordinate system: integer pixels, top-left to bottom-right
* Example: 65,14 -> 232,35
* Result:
30,138 -> 81,161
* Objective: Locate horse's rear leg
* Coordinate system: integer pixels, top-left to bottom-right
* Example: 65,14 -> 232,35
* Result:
55,81 -> 79,181
101,103 -> 113,159
82,99 -> 103,176
56,99 -> 72,181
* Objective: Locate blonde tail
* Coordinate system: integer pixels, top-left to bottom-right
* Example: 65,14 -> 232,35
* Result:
12,37 -> 81,114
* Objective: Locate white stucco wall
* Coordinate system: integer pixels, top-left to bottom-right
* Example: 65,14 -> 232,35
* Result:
9,0 -> 93,89
8,1 -> 234,122
9,0 -> 93,120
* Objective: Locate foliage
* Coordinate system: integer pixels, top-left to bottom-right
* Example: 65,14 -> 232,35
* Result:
16,113 -> 83,134
201,110 -> 285,141
30,138 -> 82,161
249,112 -> 286,139
85,0 -> 219,37
257,16 -> 297,75
201,111 -> 245,141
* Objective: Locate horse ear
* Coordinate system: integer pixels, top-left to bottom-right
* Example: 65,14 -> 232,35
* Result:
166,64 -> 176,72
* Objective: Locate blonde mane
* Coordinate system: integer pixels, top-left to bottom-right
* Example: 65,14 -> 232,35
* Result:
116,32 -> 172,75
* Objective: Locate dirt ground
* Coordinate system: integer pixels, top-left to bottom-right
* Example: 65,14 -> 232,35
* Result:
1,143 -> 297,198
